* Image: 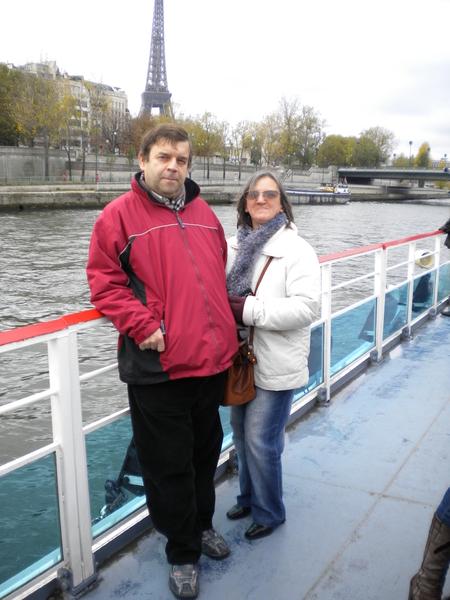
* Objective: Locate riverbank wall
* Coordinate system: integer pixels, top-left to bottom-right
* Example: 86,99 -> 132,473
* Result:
0,183 -> 449,211
0,186 -> 233,211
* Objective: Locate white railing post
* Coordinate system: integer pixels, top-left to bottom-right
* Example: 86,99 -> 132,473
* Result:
48,331 -> 96,593
433,236 -> 441,309
320,263 -> 332,402
374,248 -> 387,361
405,241 -> 416,335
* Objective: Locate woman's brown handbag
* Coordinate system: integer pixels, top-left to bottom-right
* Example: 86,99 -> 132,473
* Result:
221,331 -> 257,406
222,257 -> 273,407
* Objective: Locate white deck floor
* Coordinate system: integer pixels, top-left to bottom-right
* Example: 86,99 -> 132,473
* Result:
78,313 -> 450,600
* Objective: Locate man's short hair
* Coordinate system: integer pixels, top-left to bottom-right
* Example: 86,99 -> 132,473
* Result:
140,123 -> 192,167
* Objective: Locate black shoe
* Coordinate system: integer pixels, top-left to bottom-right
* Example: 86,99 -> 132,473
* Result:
169,564 -> 199,598
201,528 -> 230,559
226,504 -> 251,520
245,523 -> 274,540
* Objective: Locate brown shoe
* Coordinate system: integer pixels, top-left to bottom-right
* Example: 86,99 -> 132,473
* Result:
409,513 -> 450,599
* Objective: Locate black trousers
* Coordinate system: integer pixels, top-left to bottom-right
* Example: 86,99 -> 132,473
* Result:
128,371 -> 226,565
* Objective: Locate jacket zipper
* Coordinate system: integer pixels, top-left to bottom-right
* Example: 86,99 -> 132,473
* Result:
176,213 -> 221,371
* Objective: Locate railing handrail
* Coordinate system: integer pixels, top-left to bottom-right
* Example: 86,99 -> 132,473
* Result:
0,230 -> 445,348
0,308 -> 102,347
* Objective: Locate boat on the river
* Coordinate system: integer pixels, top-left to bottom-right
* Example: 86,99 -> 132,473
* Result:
0,229 -> 449,600
286,181 -> 351,204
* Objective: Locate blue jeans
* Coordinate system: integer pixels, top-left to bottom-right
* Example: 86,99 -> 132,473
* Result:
437,487 -> 450,527
230,386 -> 295,527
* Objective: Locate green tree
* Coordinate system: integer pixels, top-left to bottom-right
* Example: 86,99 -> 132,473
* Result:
317,135 -> 349,167
0,65 -> 22,145
360,126 -> 397,166
415,143 -> 431,168
435,160 -> 449,189
275,96 -> 325,166
393,153 -> 411,167
296,105 -> 326,166
12,72 -> 63,177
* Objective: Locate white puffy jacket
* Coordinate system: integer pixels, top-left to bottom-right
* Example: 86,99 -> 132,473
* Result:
226,223 -> 320,391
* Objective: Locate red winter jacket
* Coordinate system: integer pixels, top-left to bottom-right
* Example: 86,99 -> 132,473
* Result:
87,174 -> 238,384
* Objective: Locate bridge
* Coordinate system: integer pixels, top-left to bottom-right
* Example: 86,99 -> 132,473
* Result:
338,166 -> 450,183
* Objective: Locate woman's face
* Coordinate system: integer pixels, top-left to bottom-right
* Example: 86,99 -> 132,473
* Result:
245,176 -> 284,229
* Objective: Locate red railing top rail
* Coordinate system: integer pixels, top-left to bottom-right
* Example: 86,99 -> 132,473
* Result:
382,230 -> 443,249
319,230 -> 444,263
0,230 -> 445,348
0,309 -> 102,347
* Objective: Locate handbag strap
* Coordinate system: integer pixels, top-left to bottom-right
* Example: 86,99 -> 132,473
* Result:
248,256 -> 273,349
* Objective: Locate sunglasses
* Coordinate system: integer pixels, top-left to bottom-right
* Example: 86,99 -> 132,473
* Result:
245,190 -> 280,201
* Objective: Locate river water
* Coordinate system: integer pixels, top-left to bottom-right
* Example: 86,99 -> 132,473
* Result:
1,200 -> 449,464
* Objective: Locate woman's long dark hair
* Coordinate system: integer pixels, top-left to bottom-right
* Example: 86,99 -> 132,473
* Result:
235,169 -> 294,228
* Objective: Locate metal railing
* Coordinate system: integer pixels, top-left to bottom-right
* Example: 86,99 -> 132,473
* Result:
0,231 -> 449,600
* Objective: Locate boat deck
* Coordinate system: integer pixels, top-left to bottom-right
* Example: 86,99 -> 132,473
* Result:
77,314 -> 450,600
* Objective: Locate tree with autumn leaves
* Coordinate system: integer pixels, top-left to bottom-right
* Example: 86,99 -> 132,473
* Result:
1,67 -> 439,176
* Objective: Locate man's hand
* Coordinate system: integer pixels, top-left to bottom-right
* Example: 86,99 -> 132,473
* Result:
138,328 -> 165,352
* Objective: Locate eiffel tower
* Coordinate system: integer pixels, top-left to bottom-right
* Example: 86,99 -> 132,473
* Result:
141,0 -> 172,115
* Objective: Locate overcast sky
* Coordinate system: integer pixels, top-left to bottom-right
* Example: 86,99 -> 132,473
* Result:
2,0 -> 450,161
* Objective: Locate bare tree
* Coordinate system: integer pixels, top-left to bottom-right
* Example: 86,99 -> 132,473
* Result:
231,120 -> 251,180
199,112 -> 220,179
58,79 -> 79,178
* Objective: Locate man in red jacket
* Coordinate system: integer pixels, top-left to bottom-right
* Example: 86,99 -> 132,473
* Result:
87,123 -> 238,599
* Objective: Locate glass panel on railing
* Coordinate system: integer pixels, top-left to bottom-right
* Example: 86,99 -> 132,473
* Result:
438,263 -> 450,302
87,408 -> 236,538
0,454 -> 61,600
87,416 -> 146,539
294,323 -> 324,401
412,270 -> 435,318
383,285 -> 408,340
220,407 -> 233,451
330,300 -> 375,376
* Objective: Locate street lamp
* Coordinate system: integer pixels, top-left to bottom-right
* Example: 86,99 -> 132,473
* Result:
409,141 -> 413,167
393,153 -> 396,166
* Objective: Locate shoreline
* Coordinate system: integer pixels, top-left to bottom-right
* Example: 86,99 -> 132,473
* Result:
1,185 -> 449,211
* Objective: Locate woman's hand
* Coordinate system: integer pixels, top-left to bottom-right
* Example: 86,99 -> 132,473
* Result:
228,295 -> 246,325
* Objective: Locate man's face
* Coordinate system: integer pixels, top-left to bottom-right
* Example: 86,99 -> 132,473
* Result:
139,139 -> 190,198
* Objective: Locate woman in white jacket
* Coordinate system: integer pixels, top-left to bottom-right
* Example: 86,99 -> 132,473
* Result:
226,170 -> 320,540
